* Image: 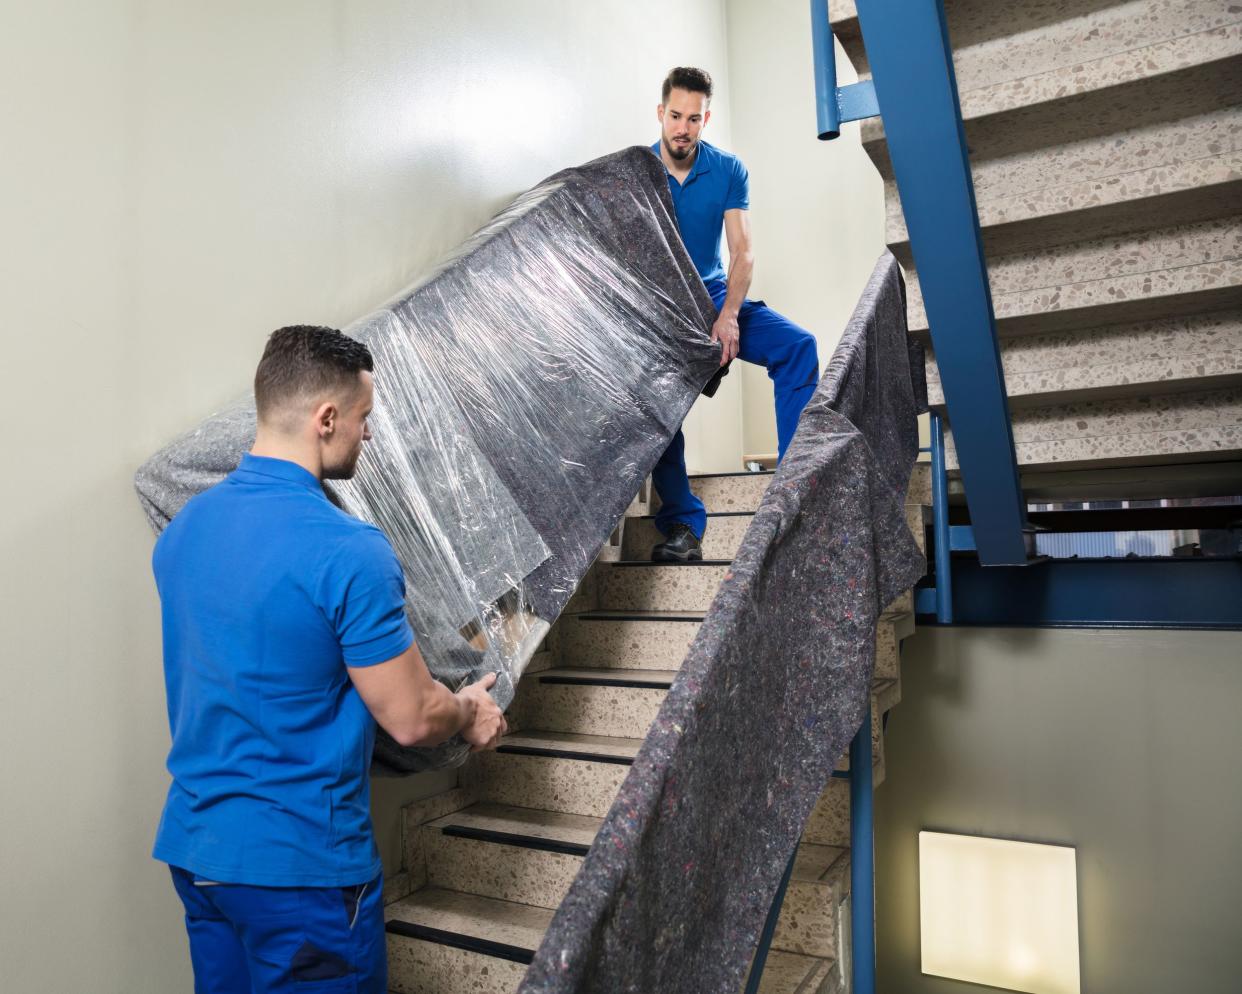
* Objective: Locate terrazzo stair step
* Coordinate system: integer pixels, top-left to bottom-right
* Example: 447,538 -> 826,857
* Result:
385,887 -> 545,994
600,560 -> 731,613
831,0 -> 1240,98
887,140 -> 1242,264
466,730 -> 882,846
666,470 -> 774,514
511,667 -> 893,763
905,216 -> 1242,341
944,384 -> 1242,471
599,561 -> 913,617
414,801 -> 852,961
858,16 -> 1242,168
556,609 -> 916,681
622,511 -> 753,560
386,884 -> 840,994
926,309 -> 1242,410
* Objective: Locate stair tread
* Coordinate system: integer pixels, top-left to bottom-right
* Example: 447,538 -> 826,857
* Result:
432,801 -> 848,887
611,559 -> 732,567
751,949 -> 838,994
385,886 -> 551,953
862,22 -> 1241,141
430,801 -> 600,850
387,886 -> 839,993
497,728 -> 643,760
538,666 -> 679,686
574,609 -> 706,621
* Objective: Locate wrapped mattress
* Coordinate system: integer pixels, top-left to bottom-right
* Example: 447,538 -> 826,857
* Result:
135,146 -> 721,773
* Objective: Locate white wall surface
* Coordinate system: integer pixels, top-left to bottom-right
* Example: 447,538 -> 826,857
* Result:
724,0 -> 886,455
0,2 -> 735,990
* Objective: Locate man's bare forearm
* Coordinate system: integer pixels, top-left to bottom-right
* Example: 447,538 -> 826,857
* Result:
721,250 -> 754,317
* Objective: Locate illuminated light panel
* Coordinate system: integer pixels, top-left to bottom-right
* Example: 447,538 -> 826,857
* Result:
919,831 -> 1081,994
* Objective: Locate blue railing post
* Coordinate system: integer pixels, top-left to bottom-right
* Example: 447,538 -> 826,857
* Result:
744,842 -> 799,994
849,704 -> 876,994
930,413 -> 953,624
810,0 -> 841,139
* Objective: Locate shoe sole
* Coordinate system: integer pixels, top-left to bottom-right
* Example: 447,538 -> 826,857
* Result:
651,548 -> 703,563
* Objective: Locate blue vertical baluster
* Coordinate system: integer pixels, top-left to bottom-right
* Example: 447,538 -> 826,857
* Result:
849,703 -> 875,994
930,413 -> 953,624
744,842 -> 799,994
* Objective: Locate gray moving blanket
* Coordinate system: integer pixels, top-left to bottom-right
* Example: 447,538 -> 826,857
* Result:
518,251 -> 926,993
135,146 -> 721,773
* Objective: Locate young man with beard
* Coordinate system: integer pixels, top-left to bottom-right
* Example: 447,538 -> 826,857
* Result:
152,325 -> 505,993
649,66 -> 820,562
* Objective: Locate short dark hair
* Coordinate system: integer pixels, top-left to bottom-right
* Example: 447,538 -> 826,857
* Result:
254,325 -> 373,424
661,67 -> 713,105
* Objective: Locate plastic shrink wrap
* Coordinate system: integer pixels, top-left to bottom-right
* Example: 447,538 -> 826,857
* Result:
135,146 -> 722,773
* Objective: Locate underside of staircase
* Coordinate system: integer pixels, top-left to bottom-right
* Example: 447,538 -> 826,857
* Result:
835,0 -> 1242,502
381,468 -> 930,994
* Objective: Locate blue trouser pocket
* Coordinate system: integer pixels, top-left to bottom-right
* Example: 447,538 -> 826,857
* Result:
169,866 -> 386,993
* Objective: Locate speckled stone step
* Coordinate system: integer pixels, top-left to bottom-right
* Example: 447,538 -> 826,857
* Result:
625,504 -> 926,561
623,512 -> 753,560
462,729 -> 879,847
385,887 -> 544,994
906,216 -> 1242,340
946,384 -> 1242,471
666,470 -> 774,514
859,17 -> 1242,163
413,801 -> 851,960
833,0 -> 1240,97
928,309 -> 1242,410
511,668 -> 891,766
555,609 -> 915,681
599,561 -> 913,617
889,137 -> 1242,263
387,882 -> 840,994
599,561 -> 731,613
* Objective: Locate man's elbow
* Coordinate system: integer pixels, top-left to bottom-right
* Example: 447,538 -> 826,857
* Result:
388,719 -> 451,750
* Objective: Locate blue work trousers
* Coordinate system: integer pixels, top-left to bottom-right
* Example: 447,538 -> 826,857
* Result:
170,866 -> 386,994
653,280 -> 819,538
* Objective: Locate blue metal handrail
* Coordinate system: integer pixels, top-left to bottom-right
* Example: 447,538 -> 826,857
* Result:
813,0 -> 1028,567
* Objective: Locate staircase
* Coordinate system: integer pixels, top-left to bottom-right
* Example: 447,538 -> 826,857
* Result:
833,0 -> 1242,501
382,466 -> 930,993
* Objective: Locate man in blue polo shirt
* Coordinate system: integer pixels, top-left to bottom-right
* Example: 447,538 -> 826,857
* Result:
152,325 -> 506,993
649,66 -> 820,561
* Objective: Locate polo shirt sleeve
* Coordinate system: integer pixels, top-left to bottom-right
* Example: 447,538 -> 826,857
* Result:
725,157 -> 750,212
324,527 -> 415,668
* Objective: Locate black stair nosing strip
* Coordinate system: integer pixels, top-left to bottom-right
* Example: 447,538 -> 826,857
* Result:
611,559 -> 732,567
384,919 -> 535,965
539,672 -> 673,690
496,744 -> 635,766
439,824 -> 592,859
634,510 -> 755,519
689,470 -> 774,479
575,611 -> 705,623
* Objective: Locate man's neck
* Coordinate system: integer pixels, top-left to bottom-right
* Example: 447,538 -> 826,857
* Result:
251,428 -> 323,481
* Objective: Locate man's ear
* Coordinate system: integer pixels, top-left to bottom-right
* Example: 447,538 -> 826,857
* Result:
703,108 -> 711,127
656,102 -> 665,123
313,400 -> 338,438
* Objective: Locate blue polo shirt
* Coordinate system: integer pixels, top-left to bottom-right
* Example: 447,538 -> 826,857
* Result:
151,453 -> 414,887
650,139 -> 750,284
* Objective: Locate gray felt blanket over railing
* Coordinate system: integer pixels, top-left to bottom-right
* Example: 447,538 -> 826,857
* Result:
517,250 -> 927,994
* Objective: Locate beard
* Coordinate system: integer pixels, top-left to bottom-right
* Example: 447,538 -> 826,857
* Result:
663,135 -> 696,161
322,446 -> 363,481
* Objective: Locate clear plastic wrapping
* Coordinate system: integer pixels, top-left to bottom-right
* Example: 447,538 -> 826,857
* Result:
135,146 -> 721,773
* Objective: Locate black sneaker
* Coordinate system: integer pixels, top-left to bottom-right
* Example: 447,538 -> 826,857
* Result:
651,523 -> 703,562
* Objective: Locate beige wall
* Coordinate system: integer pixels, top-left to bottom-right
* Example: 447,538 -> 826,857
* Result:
877,627 -> 1242,994
0,2 -> 735,990
725,0 -> 886,456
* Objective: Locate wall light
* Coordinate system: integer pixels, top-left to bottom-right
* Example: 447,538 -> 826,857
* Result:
919,831 -> 1080,994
